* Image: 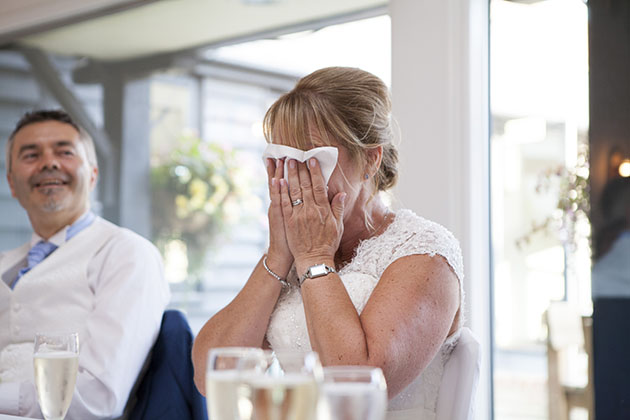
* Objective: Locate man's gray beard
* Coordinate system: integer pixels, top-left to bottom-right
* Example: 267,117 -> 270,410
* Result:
39,188 -> 65,212
41,198 -> 64,212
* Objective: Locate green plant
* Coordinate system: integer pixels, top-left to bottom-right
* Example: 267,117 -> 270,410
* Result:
151,134 -> 254,285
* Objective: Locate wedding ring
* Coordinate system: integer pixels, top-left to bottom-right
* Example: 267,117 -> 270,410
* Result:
291,198 -> 304,207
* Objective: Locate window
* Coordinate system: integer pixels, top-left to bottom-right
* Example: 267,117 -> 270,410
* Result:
490,1 -> 590,418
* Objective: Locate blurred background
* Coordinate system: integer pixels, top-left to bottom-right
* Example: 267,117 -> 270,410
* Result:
1,0 -> 628,419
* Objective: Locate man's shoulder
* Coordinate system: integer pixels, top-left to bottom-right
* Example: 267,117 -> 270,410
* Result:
0,241 -> 31,263
1,240 -> 30,254
91,217 -> 159,254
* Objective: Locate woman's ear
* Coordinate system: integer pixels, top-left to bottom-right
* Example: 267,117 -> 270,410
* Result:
367,146 -> 384,176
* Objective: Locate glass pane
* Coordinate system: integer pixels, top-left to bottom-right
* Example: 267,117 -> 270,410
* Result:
490,1 -> 590,419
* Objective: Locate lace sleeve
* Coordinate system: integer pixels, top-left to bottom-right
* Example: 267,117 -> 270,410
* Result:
390,211 -> 465,283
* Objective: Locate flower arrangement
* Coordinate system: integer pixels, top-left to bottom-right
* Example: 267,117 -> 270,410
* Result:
516,142 -> 590,252
151,134 -> 256,285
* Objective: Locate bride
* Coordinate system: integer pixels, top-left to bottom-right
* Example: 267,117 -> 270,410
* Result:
192,66 -> 464,419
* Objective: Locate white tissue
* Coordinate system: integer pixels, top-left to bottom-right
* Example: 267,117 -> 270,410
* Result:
262,144 -> 339,186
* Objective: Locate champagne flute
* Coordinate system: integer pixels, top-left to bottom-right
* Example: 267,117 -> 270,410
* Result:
237,350 -> 323,420
319,366 -> 388,420
33,332 -> 80,420
206,347 -> 270,420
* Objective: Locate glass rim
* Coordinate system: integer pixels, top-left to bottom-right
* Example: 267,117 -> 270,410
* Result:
33,331 -> 79,354
272,350 -> 321,366
34,331 -> 79,338
206,347 -> 272,372
322,365 -> 386,384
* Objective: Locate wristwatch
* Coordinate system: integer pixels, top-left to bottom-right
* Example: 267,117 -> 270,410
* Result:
299,263 -> 336,286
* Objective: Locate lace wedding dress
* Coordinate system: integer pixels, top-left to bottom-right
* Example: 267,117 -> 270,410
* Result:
266,209 -> 465,420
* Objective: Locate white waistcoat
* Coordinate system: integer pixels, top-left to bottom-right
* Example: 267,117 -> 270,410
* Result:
0,219 -> 117,381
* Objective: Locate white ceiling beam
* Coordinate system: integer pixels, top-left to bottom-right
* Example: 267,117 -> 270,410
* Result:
15,1 -> 387,61
0,0 -> 157,45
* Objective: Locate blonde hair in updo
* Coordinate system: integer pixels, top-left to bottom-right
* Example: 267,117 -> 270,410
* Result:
263,66 -> 398,193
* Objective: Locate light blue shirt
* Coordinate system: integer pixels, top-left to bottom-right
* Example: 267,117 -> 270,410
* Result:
592,231 -> 630,299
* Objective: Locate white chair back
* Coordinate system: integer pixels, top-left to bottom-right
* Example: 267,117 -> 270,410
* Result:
547,302 -> 585,350
435,327 -> 481,420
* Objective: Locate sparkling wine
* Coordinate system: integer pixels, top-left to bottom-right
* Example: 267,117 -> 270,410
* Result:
206,370 -> 242,420
238,374 -> 319,420
319,382 -> 388,420
33,351 -> 79,420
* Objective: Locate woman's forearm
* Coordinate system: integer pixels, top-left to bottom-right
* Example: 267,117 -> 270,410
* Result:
191,258 -> 284,393
300,274 -> 371,366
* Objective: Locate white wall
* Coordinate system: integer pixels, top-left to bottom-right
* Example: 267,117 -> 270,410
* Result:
390,0 -> 491,418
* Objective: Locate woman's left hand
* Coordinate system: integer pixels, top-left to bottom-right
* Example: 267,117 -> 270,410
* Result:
280,158 -> 346,272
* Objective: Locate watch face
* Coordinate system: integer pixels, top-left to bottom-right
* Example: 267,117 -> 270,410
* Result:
310,264 -> 328,277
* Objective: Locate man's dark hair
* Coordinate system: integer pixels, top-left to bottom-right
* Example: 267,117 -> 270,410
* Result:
9,109 -> 80,141
5,109 -> 98,173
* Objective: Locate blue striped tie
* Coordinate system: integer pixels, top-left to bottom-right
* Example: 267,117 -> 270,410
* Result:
11,212 -> 96,289
13,241 -> 58,288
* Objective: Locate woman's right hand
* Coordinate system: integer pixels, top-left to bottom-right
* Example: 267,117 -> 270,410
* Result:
266,158 -> 294,277
192,160 -> 293,392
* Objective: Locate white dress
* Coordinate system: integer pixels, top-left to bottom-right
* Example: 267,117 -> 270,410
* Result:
266,209 -> 465,420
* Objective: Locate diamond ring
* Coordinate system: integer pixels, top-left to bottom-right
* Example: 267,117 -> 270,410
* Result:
291,198 -> 304,206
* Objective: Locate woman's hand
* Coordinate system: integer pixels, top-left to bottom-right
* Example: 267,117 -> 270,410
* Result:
266,158 -> 293,277
280,158 -> 346,274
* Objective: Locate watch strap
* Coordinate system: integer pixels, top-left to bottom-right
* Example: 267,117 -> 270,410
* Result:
299,263 -> 336,286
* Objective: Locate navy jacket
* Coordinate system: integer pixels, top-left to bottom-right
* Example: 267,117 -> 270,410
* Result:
593,298 -> 630,420
129,310 -> 208,420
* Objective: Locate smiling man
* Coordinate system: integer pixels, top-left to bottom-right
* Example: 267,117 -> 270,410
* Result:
0,110 -> 171,419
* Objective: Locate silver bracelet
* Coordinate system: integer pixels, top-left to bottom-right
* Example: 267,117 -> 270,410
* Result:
263,255 -> 289,287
